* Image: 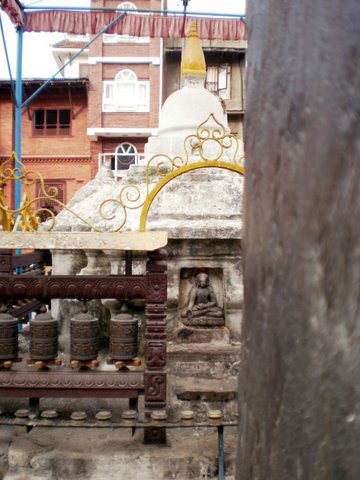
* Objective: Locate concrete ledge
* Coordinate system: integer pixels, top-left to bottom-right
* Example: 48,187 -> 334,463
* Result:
0,231 -> 168,251
173,377 -> 238,402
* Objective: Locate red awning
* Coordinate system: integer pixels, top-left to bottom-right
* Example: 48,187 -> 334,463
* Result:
24,11 -> 246,41
0,0 -> 23,26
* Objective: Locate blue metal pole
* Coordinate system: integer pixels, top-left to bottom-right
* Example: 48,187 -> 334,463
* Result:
15,26 -> 23,214
218,425 -> 225,480
24,6 -> 245,18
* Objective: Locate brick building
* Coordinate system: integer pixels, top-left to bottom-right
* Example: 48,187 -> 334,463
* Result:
0,78 -> 90,210
0,0 -> 246,209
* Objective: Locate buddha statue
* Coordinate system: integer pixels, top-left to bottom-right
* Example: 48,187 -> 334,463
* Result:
181,271 -> 224,327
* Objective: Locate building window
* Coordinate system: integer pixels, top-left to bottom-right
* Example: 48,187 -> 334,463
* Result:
103,69 -> 150,112
103,2 -> 150,44
205,64 -> 231,100
33,109 -> 71,136
37,181 -> 65,220
111,143 -> 138,172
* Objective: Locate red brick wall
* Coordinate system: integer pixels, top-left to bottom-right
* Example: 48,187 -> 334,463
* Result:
88,0 -> 161,167
22,159 -> 93,205
0,86 -> 91,207
22,93 -> 90,157
1,0 -> 163,209
0,95 -> 14,155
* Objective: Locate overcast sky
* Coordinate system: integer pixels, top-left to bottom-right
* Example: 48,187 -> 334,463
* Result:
0,0 -> 246,79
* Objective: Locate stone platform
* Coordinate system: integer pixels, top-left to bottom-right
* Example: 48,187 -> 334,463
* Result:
167,343 -> 241,421
1,425 -> 237,479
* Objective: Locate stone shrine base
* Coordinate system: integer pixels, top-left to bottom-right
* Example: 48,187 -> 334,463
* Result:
1,425 -> 236,479
176,326 -> 230,344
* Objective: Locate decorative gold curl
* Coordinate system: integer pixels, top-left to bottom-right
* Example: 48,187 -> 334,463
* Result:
144,113 -> 243,190
185,113 -> 242,163
100,113 -> 245,231
0,153 -> 101,232
0,114 -> 245,233
99,184 -> 144,232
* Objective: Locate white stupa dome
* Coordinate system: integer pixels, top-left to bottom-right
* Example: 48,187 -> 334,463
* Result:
158,86 -> 228,138
144,21 -> 231,160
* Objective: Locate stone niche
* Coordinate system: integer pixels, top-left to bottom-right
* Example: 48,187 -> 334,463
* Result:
176,267 -> 228,344
166,239 -> 243,345
165,238 -> 242,419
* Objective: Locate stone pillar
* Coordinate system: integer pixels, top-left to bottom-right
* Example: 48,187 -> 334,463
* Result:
238,0 -> 360,479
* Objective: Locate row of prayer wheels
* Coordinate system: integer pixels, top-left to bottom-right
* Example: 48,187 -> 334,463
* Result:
0,305 -> 138,362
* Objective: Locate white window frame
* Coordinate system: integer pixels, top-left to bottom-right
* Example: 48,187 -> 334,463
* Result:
102,69 -> 150,112
113,142 -> 138,174
205,64 -> 231,100
103,2 -> 150,44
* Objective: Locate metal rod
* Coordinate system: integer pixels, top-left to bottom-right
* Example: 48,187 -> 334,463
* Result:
14,26 -> 23,214
22,11 -> 127,108
23,6 -> 245,19
218,425 -> 225,480
0,14 -> 16,102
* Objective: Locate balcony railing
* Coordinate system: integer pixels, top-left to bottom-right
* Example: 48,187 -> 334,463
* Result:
98,152 -> 145,179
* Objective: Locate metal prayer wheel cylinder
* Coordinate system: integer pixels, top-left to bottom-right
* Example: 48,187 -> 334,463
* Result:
0,311 -> 18,360
110,306 -> 138,360
30,311 -> 58,361
71,311 -> 99,361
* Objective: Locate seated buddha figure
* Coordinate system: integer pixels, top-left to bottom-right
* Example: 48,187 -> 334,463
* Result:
181,271 -> 224,327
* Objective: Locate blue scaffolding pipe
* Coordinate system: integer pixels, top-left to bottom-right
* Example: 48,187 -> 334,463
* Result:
22,11 -> 127,108
15,25 -> 23,214
23,6 -> 245,19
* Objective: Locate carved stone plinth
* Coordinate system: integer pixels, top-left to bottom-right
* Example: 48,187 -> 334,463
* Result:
182,316 -> 225,327
176,326 -> 230,344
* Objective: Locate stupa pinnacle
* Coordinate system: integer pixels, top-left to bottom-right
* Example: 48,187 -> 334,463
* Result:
181,21 -> 206,82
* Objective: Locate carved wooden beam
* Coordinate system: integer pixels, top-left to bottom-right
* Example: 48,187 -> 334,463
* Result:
0,275 -> 147,300
0,371 -> 144,398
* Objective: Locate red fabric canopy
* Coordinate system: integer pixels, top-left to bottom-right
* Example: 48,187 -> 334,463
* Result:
0,1 -> 247,40
23,11 -> 246,41
0,0 -> 23,26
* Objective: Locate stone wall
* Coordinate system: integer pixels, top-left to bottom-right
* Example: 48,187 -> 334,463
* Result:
238,0 -> 360,478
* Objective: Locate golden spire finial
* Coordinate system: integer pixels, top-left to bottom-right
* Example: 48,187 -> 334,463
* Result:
181,21 -> 206,77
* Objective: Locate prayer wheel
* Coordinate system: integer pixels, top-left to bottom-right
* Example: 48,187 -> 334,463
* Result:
0,310 -> 18,360
110,305 -> 138,360
71,310 -> 99,361
30,310 -> 58,361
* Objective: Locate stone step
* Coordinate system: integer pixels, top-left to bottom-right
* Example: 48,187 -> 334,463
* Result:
168,343 -> 241,379
170,377 -> 238,403
3,426 -> 237,480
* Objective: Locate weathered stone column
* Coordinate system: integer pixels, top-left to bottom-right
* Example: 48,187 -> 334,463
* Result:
238,0 -> 360,478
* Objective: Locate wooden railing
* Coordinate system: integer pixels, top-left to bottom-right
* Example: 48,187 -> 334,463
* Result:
0,241 -> 168,442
